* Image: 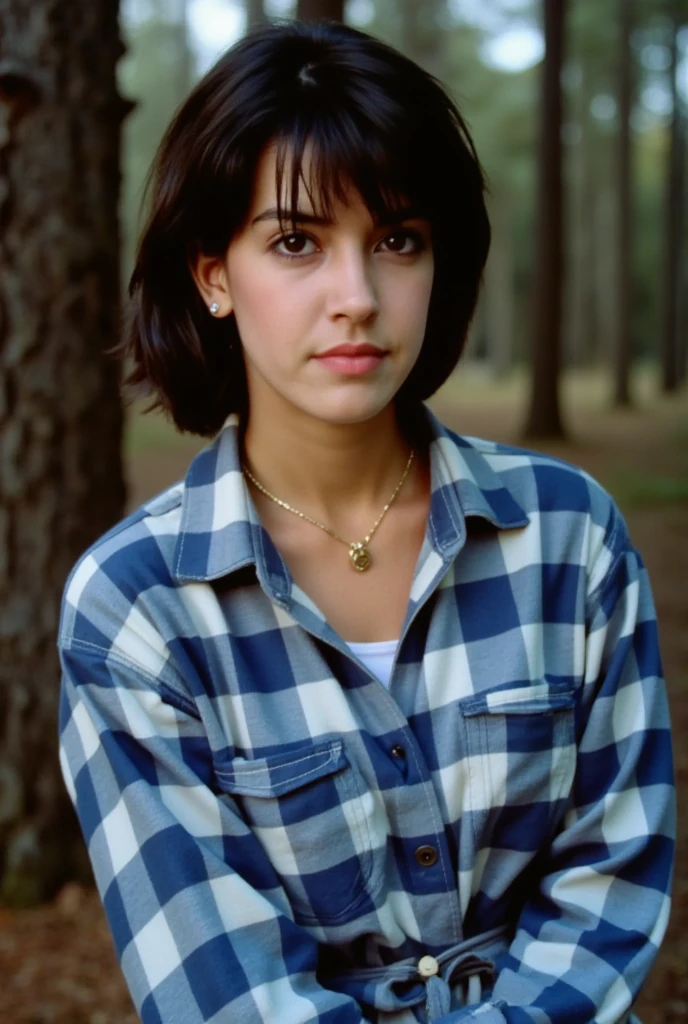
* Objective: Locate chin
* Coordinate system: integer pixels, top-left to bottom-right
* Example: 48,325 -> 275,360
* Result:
304,391 -> 399,426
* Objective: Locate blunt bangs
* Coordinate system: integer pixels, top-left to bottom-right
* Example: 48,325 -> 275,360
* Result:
272,112 -> 415,233
270,75 -> 432,230
122,21 -> 490,436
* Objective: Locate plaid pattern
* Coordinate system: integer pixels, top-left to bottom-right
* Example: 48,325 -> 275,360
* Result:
58,408 -> 674,1024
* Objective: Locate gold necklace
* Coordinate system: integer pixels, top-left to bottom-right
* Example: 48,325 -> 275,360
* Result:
243,450 -> 415,572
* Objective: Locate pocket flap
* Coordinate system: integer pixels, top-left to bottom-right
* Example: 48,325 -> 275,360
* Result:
215,739 -> 347,797
460,680 -> 576,717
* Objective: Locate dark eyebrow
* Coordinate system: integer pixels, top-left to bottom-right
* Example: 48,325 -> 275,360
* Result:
251,208 -> 332,226
376,206 -> 425,225
251,205 -> 426,228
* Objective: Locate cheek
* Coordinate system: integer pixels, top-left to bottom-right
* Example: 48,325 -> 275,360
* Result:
233,266 -> 314,329
389,266 -> 434,334
231,278 -> 298,353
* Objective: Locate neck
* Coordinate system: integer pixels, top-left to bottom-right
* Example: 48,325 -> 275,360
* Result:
242,402 -> 415,523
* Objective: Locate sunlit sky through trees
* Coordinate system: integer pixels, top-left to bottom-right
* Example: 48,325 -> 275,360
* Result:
122,0 -> 688,109
123,0 -> 548,74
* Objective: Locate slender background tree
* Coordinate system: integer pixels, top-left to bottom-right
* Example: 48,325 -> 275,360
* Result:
297,0 -> 345,22
660,0 -> 687,392
173,0 -> 194,97
614,0 -> 634,406
246,0 -> 268,28
524,0 -> 567,437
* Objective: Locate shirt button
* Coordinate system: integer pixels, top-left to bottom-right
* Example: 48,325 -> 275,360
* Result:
391,744 -> 406,759
418,955 -> 440,978
414,844 -> 438,867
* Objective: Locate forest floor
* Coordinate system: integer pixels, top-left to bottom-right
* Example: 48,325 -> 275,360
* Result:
1,369 -> 686,1023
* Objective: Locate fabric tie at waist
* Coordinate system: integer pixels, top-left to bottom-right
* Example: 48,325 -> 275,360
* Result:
322,925 -> 510,1022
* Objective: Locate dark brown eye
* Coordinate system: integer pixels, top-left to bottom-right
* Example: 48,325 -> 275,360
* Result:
379,230 -> 422,255
284,233 -> 305,252
385,233 -> 408,252
279,232 -> 311,254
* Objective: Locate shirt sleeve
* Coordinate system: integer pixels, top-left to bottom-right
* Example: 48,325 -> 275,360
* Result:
58,641 -> 370,1024
438,521 -> 675,1023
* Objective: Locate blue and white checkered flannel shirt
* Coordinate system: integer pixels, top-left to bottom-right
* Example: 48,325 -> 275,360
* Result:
58,407 -> 674,1024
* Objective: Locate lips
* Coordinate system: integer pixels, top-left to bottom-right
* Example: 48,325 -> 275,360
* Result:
314,343 -> 388,376
315,343 -> 386,358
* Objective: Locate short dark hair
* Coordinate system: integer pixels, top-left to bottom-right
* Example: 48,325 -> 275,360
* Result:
122,20 -> 490,436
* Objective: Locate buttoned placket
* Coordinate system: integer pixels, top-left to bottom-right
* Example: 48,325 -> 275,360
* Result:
249,498 -> 469,949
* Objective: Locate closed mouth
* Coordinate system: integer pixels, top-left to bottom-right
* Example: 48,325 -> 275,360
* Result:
315,345 -> 386,358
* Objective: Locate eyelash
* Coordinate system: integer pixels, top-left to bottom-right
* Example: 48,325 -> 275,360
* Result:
269,229 -> 426,261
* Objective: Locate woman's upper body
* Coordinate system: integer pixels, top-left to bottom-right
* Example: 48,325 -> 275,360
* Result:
59,407 -> 673,1023
58,18 -> 674,1024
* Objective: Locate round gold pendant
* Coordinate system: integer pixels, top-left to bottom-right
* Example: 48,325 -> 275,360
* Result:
349,543 -> 372,572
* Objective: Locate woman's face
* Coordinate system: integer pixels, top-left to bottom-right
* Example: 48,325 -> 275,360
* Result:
195,146 -> 434,428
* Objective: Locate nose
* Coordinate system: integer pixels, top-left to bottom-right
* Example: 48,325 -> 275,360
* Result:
325,248 -> 379,325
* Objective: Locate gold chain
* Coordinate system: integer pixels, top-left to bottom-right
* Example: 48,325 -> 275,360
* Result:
243,450 -> 415,572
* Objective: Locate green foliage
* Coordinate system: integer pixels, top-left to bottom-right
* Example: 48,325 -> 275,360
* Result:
125,402 -> 205,455
607,470 -> 688,507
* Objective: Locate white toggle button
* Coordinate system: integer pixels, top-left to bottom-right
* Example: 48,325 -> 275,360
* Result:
417,955 -> 439,978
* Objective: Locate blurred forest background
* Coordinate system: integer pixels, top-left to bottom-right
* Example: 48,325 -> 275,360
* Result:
0,0 -> 687,1021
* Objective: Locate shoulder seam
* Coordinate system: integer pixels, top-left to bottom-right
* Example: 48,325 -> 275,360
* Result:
60,636 -> 197,717
586,513 -> 632,612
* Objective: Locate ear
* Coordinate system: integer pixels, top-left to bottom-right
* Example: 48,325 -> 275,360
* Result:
190,252 -> 233,317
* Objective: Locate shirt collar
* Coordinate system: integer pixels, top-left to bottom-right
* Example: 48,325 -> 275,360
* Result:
423,406 -> 529,555
172,407 -> 528,585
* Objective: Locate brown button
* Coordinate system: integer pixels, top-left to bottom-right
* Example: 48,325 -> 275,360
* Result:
391,744 -> 406,759
415,844 -> 438,867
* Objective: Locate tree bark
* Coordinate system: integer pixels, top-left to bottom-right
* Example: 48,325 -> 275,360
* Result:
660,8 -> 685,393
485,196 -> 515,379
524,0 -> 567,438
595,187 -> 618,369
614,0 -> 633,405
297,0 -> 345,22
677,102 -> 687,386
0,0 -> 127,904
566,67 -> 598,369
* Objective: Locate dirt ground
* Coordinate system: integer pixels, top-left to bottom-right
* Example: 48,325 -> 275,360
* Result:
2,374 -> 686,1023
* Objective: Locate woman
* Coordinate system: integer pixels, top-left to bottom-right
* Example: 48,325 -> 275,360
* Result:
58,20 -> 674,1024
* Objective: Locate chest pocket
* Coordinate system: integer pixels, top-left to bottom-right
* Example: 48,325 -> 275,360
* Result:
459,680 -> 577,849
214,739 -> 385,926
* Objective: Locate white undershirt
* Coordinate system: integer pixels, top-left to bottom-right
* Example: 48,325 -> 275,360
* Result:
345,639 -> 398,689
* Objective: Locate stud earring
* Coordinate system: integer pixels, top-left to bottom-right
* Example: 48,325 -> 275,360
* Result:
209,302 -> 220,315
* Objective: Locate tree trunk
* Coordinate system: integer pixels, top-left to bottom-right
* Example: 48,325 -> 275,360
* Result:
175,0 -> 194,96
246,0 -> 268,28
524,0 -> 567,439
485,196 -> 515,379
566,69 -> 598,368
398,0 -> 448,76
614,0 -> 633,405
0,0 -> 127,905
677,102 -> 687,386
297,0 -> 345,22
596,187 -> 618,370
660,10 -> 683,392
